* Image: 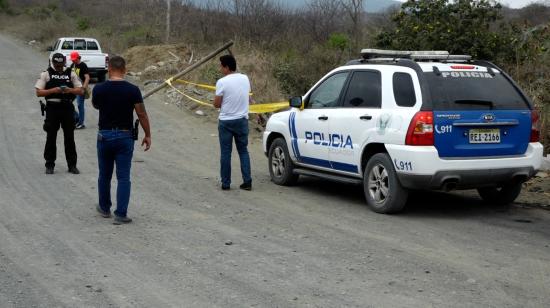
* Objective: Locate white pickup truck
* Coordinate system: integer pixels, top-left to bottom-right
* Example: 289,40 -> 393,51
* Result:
47,37 -> 109,82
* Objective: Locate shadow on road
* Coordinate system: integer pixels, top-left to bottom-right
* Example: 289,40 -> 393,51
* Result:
293,176 -> 545,219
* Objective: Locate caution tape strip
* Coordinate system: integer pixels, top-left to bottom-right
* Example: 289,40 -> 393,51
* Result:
175,79 -> 217,91
175,79 -> 254,96
165,78 -> 289,114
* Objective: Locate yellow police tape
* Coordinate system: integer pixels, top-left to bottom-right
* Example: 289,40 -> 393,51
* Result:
175,79 -> 255,96
165,78 -> 289,114
175,79 -> 217,91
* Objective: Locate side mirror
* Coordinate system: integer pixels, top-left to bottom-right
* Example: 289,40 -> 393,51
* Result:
46,46 -> 54,51
289,96 -> 303,109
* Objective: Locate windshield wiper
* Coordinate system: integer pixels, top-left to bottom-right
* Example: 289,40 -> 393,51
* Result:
454,99 -> 494,109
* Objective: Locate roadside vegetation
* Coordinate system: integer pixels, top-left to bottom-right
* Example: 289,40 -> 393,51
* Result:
1,0 -> 548,152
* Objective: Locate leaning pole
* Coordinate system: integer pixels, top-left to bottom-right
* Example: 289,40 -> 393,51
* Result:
142,40 -> 234,99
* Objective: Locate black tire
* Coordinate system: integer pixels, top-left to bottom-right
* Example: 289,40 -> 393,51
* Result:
477,181 -> 522,206
97,72 -> 106,83
363,153 -> 408,214
268,138 -> 299,186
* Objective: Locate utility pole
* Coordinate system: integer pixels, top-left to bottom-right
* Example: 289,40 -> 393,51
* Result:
166,0 -> 171,43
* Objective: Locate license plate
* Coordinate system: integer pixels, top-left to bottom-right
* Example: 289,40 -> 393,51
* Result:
469,128 -> 501,144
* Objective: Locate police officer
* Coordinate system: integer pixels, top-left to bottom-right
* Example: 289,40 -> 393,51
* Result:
35,53 -> 83,174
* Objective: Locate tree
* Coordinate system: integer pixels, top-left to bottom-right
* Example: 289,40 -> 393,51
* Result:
340,0 -> 363,53
375,0 -> 516,60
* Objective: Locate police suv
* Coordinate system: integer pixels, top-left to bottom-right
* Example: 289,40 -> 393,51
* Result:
262,49 -> 543,214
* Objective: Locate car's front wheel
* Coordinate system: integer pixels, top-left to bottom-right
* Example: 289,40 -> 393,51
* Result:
364,153 -> 408,214
268,138 -> 299,186
477,181 -> 523,206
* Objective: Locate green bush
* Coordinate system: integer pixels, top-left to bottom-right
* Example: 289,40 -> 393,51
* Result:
77,17 -> 89,31
375,0 -> 517,61
273,43 -> 347,96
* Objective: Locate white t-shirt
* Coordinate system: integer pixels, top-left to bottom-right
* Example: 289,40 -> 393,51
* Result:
215,73 -> 250,120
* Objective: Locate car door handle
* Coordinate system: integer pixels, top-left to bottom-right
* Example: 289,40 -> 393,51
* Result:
360,115 -> 372,120
318,115 -> 328,121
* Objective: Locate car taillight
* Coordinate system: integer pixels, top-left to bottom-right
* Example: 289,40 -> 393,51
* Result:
406,111 -> 434,145
530,109 -> 540,142
105,55 -> 109,68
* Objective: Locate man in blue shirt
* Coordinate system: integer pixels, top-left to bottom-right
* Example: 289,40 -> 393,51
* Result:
92,56 -> 151,224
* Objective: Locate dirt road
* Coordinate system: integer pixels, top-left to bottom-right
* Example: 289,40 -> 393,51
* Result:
1,34 -> 549,308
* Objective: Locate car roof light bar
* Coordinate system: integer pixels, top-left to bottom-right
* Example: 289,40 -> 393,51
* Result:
360,49 -> 471,61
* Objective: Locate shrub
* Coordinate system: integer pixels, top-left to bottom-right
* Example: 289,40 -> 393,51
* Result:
77,17 -> 89,31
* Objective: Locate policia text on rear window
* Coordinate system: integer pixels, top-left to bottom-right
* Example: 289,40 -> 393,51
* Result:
425,71 -> 529,110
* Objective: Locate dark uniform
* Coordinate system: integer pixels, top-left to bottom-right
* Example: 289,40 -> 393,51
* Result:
35,54 -> 82,173
43,66 -> 78,169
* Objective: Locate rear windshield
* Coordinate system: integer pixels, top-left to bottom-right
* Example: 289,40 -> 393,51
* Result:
425,72 -> 529,110
87,41 -> 99,50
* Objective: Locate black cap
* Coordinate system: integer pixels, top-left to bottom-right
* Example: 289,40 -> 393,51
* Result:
51,53 -> 65,64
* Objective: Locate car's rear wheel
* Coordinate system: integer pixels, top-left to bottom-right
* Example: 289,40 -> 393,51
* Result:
477,181 -> 523,206
364,153 -> 408,214
268,138 -> 299,186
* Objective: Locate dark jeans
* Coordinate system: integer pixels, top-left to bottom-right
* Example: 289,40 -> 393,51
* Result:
97,130 -> 134,217
218,117 -> 251,187
43,103 -> 77,168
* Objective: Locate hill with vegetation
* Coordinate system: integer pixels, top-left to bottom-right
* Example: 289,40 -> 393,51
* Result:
1,0 -> 548,152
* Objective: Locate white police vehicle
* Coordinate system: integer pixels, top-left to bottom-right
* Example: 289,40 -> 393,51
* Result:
262,49 -> 543,214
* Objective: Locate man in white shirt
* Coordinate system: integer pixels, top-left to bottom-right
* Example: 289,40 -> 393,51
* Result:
214,55 -> 252,191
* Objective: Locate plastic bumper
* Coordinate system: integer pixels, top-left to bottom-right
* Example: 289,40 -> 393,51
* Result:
386,143 -> 544,190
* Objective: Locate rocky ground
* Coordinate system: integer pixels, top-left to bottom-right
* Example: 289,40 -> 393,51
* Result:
1,34 -> 549,307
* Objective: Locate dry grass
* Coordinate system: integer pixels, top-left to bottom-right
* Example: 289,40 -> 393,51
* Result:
124,43 -> 286,105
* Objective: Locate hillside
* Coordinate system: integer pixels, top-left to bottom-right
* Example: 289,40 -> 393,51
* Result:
277,0 -> 402,12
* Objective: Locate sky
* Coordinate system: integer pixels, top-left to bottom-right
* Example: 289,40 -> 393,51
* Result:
395,0 -> 547,9
498,0 -> 546,8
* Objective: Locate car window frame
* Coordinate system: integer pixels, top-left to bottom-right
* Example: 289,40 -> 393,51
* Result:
339,69 -> 382,109
392,72 -> 417,107
61,40 -> 74,50
304,71 -> 351,109
86,40 -> 99,51
74,39 -> 86,51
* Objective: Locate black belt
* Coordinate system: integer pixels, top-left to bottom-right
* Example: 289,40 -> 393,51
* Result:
99,127 -> 131,131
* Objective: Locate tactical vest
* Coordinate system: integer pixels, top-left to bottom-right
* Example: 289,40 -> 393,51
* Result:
45,67 -> 76,102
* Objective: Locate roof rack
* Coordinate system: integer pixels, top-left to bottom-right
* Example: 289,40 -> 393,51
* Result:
360,49 -> 472,61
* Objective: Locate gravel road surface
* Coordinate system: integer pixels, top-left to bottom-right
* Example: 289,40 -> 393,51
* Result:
1,34 -> 549,308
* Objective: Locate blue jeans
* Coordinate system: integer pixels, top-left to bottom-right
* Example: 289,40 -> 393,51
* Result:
97,130 -> 134,217
218,118 -> 251,187
75,95 -> 85,126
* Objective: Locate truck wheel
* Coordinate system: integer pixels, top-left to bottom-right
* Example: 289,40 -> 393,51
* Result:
364,153 -> 408,214
268,138 -> 298,186
97,72 -> 106,82
477,181 -> 522,206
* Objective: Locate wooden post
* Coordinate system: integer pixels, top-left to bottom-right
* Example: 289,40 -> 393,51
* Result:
166,0 -> 171,43
143,41 -> 234,99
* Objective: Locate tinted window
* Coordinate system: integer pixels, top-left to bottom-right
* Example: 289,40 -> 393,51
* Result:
53,40 -> 60,50
61,40 -> 73,50
307,72 -> 349,108
74,39 -> 86,50
393,73 -> 416,107
342,71 -> 381,108
87,41 -> 99,50
425,72 -> 529,110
